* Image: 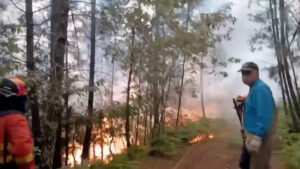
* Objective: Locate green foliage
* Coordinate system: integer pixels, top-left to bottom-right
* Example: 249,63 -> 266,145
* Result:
149,135 -> 178,157
277,108 -> 300,169
126,145 -> 149,160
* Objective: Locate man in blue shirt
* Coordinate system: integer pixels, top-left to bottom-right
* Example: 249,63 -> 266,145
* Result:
238,62 -> 276,169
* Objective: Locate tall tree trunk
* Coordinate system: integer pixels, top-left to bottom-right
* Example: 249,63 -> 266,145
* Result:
125,27 -> 136,148
158,24 -> 167,134
144,85 -> 149,145
161,57 -> 175,132
161,71 -> 172,130
176,0 -> 190,129
109,122 -> 115,156
43,0 -> 69,168
72,130 -> 77,165
279,0 -> 300,120
26,0 -> 34,72
82,0 -> 96,162
151,5 -> 161,137
269,0 -> 300,130
26,0 -> 42,166
111,40 -> 115,105
152,71 -> 160,136
176,55 -> 186,129
135,57 -> 142,146
200,55 -> 206,118
109,36 -> 116,155
65,45 -> 71,166
283,6 -> 300,104
53,116 -> 62,169
269,0 -> 288,116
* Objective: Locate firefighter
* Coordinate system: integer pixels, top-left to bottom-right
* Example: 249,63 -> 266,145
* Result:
238,62 -> 276,169
0,77 -> 36,169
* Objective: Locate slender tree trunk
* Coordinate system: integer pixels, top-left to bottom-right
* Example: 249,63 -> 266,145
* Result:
111,37 -> 116,105
92,143 -> 96,159
26,0 -> 34,72
26,0 -> 42,166
176,0 -> 190,129
72,131 -> 76,166
158,24 -> 167,134
200,55 -> 206,118
152,23 -> 160,137
152,73 -> 160,136
109,129 -> 114,156
279,0 -> 300,120
269,0 -> 300,130
269,0 -> 289,116
162,73 -> 171,130
100,110 -> 104,161
284,7 -> 300,104
176,55 -> 186,129
53,119 -> 62,169
43,0 -> 69,168
125,27 -> 136,148
64,44 -> 71,166
288,52 -> 300,103
143,85 -> 149,145
135,57 -> 142,146
82,0 -> 96,162
109,37 -> 116,155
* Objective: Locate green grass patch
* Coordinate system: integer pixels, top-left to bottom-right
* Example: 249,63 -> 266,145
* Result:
277,108 -> 300,169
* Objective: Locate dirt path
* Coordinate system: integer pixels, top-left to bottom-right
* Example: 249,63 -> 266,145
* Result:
138,126 -> 286,169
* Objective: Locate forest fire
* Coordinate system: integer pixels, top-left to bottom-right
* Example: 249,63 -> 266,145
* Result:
66,137 -> 126,167
189,133 -> 216,144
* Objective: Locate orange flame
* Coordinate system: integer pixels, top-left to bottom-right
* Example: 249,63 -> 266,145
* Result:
189,133 -> 216,144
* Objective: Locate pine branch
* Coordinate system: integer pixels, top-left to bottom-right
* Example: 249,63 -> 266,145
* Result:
9,0 -> 25,13
288,21 -> 300,48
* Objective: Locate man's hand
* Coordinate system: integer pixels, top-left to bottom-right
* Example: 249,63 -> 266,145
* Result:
236,96 -> 246,113
245,132 -> 262,154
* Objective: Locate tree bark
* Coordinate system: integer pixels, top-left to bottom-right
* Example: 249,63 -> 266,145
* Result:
82,0 -> 96,162
135,56 -> 142,146
26,0 -> 42,166
269,0 -> 289,117
43,0 -> 69,168
176,55 -> 186,129
64,45 -> 71,166
125,27 -> 136,148
53,117 -> 62,169
144,85 -> 149,145
200,55 -> 206,118
279,0 -> 300,120
176,0 -> 190,129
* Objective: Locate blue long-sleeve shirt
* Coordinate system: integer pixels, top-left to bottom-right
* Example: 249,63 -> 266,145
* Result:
244,79 -> 275,137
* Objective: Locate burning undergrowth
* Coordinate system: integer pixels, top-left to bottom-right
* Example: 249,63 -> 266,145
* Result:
149,118 -> 216,157
189,133 -> 216,144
